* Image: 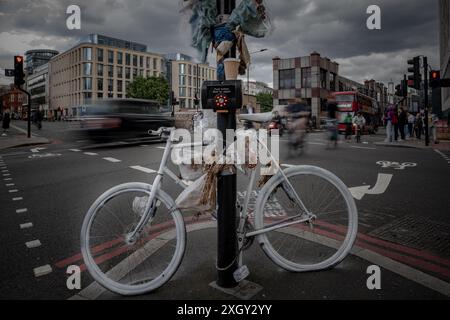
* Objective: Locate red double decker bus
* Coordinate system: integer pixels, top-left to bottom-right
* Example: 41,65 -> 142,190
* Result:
333,91 -> 379,134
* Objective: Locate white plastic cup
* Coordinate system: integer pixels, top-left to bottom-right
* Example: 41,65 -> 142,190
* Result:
224,58 -> 240,80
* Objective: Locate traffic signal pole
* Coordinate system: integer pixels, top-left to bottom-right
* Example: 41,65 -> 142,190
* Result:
216,0 -> 239,289
17,88 -> 31,138
424,57 -> 429,146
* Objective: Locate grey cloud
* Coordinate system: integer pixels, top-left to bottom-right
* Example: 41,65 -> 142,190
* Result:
0,0 -> 441,87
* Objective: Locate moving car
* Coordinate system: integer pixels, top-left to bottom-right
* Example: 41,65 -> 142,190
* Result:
79,98 -> 174,142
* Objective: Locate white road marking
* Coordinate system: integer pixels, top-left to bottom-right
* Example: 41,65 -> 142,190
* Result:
6,183 -> 15,187
84,152 -> 98,156
308,142 -> 326,146
13,197 -> 23,201
25,240 -> 41,248
156,147 -> 166,150
16,208 -> 28,213
140,145 -> 149,147
33,265 -> 52,277
31,147 -> 46,153
282,164 -> 296,168
20,222 -> 33,229
1,169 -> 8,173
4,178 -> 12,181
349,174 -> 393,200
103,157 -> 122,163
9,189 -> 18,193
351,146 -> 377,150
3,173 -> 11,176
130,166 -> 157,174
69,149 -> 82,152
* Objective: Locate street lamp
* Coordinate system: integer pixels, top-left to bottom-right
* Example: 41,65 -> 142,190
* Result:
247,48 -> 268,96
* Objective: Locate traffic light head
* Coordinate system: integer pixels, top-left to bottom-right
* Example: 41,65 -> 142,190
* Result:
14,55 -> 25,87
407,56 -> 421,90
430,70 -> 440,89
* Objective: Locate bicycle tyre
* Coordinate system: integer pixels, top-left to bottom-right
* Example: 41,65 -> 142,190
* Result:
254,166 -> 358,272
81,182 -> 186,296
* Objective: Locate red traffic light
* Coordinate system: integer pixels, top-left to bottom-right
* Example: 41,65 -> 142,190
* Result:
15,56 -> 23,63
431,71 -> 440,80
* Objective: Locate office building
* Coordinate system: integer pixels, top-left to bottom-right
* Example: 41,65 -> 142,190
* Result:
49,34 -> 165,117
168,53 -> 216,110
25,49 -> 59,75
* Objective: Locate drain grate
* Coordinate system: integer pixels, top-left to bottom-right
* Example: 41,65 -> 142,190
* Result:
369,215 -> 450,257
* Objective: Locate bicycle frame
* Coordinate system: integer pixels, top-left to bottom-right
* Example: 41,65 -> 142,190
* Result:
127,128 -> 316,250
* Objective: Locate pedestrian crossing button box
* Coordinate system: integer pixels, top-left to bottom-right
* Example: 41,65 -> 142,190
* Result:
201,80 -> 243,112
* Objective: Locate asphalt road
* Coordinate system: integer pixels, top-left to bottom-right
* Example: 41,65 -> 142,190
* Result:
1,121 -> 449,299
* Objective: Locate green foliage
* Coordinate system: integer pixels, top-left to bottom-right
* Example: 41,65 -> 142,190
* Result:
257,92 -> 273,113
126,76 -> 169,105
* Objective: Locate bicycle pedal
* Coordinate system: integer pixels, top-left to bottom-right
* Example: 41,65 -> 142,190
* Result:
233,265 -> 250,283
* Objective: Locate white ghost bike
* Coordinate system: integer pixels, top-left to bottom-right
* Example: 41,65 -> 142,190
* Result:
80,125 -> 358,296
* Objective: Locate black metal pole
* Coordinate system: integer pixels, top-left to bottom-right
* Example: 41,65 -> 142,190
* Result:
18,87 -> 31,138
216,0 -> 238,289
424,57 -> 429,146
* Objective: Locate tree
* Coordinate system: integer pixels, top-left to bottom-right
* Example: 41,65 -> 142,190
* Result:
257,92 -> 273,113
126,76 -> 169,105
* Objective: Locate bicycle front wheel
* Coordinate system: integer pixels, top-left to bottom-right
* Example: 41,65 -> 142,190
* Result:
81,183 -> 186,296
254,166 -> 358,272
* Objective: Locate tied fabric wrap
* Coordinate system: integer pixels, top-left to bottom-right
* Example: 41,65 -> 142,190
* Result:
185,0 -> 270,65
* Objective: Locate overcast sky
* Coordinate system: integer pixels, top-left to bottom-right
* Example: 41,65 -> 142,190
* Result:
0,0 -> 441,87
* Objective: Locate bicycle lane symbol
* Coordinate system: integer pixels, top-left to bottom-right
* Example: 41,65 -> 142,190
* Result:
376,161 -> 417,170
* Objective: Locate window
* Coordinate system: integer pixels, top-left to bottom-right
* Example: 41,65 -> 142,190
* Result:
97,49 -> 104,62
83,78 -> 92,90
108,65 -> 114,78
83,63 -> 92,76
139,69 -> 144,76
97,78 -> 103,91
108,79 -> 113,92
108,50 -> 114,64
301,68 -> 311,88
117,80 -> 123,92
117,52 -> 123,65
188,65 -> 192,75
153,58 -> 158,70
146,57 -> 150,68
125,67 -> 131,79
84,92 -> 92,99
83,47 -> 92,61
125,53 -> 131,66
97,93 -> 103,98
133,55 -> 138,67
133,68 -> 138,78
117,66 -> 123,78
179,87 -> 186,97
97,64 -> 103,77
179,63 -> 186,75
279,69 -> 296,89
179,75 -> 186,86
139,56 -> 143,68
330,73 -> 336,92
320,69 -> 327,89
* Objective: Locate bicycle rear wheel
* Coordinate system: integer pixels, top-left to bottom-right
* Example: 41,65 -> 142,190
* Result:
81,183 -> 186,296
254,166 -> 358,272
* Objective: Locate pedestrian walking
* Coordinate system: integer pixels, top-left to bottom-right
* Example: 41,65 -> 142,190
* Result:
398,107 -> 407,141
415,113 -> 423,140
2,109 -> 11,136
431,113 -> 439,144
407,112 -> 415,138
344,112 -> 353,141
384,105 -> 395,143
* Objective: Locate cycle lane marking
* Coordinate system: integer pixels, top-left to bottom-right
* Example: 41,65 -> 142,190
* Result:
68,220 -> 217,300
59,215 -> 450,288
67,219 -> 450,300
103,157 -> 122,163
